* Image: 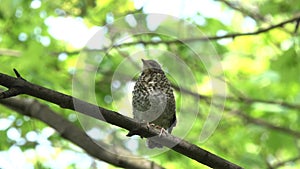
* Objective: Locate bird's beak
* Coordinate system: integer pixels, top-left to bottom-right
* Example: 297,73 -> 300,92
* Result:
141,59 -> 149,70
141,59 -> 147,66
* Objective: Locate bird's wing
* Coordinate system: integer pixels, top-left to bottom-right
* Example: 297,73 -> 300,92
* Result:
167,113 -> 177,133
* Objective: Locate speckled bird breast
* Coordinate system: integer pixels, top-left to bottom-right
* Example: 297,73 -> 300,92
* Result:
132,70 -> 176,131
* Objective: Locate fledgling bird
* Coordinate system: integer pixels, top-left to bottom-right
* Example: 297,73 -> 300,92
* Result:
132,59 -> 176,148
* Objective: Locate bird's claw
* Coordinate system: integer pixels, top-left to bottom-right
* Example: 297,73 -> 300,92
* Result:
158,127 -> 167,137
142,122 -> 167,137
145,122 -> 156,130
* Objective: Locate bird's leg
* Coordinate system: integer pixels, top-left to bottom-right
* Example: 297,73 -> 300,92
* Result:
145,122 -> 166,136
153,125 -> 167,137
148,123 -> 156,127
140,120 -> 166,136
158,127 -> 167,137
142,121 -> 155,130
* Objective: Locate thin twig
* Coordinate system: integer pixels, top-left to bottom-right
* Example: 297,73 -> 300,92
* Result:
113,16 -> 300,47
271,156 -> 300,168
0,48 -> 22,57
229,109 -> 300,138
216,0 -> 266,22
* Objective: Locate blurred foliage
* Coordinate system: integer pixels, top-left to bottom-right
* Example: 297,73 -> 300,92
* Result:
0,0 -> 300,169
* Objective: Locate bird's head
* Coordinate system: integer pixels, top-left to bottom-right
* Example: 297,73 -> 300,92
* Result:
142,59 -> 162,71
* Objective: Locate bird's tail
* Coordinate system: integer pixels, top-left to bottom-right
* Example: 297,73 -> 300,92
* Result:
146,138 -> 163,149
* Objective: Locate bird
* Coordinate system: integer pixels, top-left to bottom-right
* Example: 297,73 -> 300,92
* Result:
132,59 -> 176,148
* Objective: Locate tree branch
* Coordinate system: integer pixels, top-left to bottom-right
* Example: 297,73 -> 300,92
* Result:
175,83 -> 300,138
0,97 -> 164,169
113,15 -> 300,47
216,0 -> 267,22
12,16 -> 300,59
101,68 -> 300,111
271,156 -> 300,168
0,71 -> 243,169
173,83 -> 300,110
97,68 -> 300,139
0,48 -> 22,57
229,109 -> 300,138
